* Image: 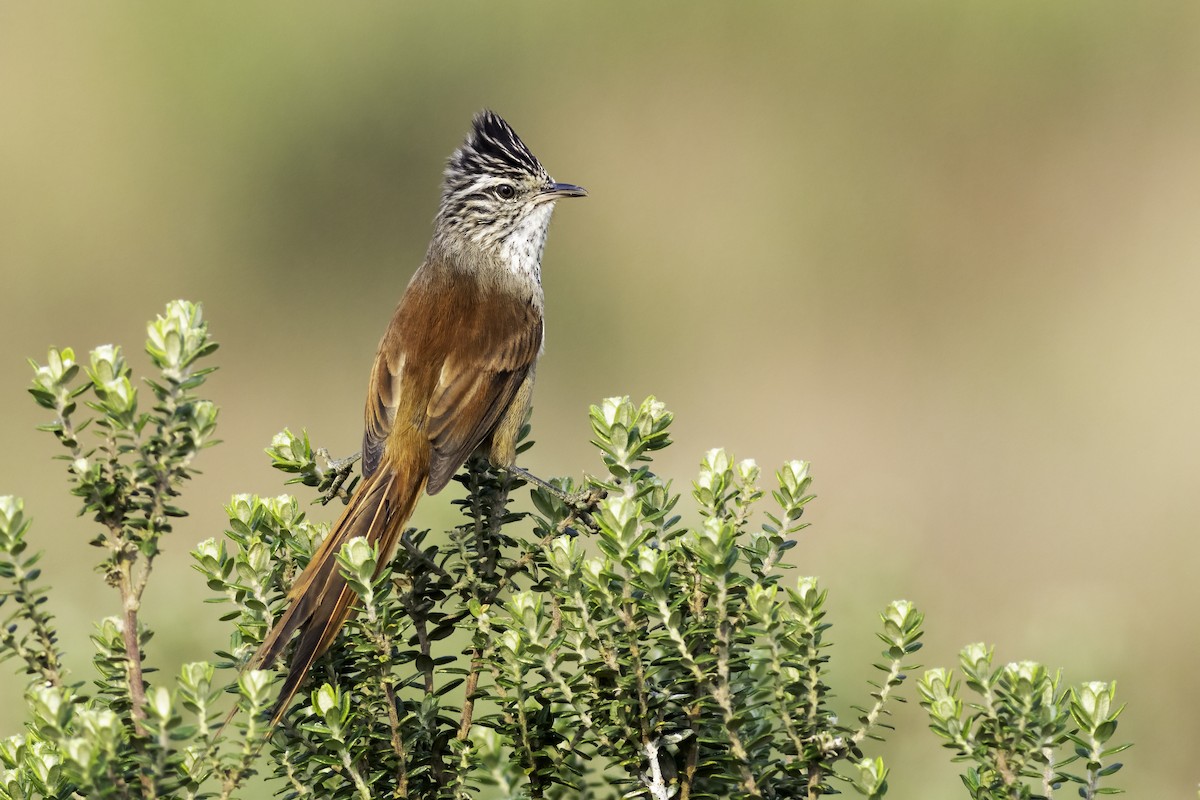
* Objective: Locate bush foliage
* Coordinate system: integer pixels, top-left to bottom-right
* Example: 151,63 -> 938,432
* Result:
0,302 -> 1128,799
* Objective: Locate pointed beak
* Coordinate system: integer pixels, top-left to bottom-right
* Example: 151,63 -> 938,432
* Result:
540,182 -> 588,200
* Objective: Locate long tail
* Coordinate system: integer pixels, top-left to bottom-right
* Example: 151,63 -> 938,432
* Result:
251,462 -> 426,727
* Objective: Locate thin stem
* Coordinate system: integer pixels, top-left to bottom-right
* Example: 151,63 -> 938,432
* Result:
1084,764 -> 1099,800
360,582 -> 410,798
806,764 -> 824,800
280,749 -> 313,797
383,682 -> 411,797
625,628 -> 658,788
457,649 -> 482,742
764,633 -> 806,760
117,561 -> 147,734
713,616 -> 761,797
539,651 -> 616,754
642,735 -> 671,800
615,583 -> 676,796
2,561 -> 66,687
509,663 -> 538,787
851,658 -> 903,746
1041,749 -> 1056,799
339,745 -> 372,800
992,751 -> 1018,787
219,691 -> 265,800
680,699 -> 700,800
408,602 -> 444,787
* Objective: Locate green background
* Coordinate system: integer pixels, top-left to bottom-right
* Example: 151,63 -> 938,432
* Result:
2,3 -> 1198,796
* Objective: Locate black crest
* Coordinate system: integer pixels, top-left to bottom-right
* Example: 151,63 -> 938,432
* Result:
449,109 -> 546,180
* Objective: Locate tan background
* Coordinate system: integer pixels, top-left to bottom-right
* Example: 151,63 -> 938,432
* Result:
2,3 -> 1198,797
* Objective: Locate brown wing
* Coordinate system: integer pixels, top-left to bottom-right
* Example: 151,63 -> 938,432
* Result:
424,309 -> 542,493
362,344 -> 403,479
362,269 -> 543,493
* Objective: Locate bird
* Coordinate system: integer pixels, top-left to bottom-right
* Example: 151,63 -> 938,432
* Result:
248,109 -> 586,725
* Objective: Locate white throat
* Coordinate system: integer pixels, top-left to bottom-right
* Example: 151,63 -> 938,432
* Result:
498,202 -> 556,282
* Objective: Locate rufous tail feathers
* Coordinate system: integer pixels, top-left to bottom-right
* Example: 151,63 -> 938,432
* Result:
250,462 -> 426,727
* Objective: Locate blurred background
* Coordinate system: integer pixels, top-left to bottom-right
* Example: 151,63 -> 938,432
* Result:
2,3 -> 1198,796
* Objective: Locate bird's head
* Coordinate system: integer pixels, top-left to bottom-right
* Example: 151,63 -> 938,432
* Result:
434,110 -> 585,275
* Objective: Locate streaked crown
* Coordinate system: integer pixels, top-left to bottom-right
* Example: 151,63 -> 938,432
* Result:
447,110 -> 548,188
433,111 -> 585,274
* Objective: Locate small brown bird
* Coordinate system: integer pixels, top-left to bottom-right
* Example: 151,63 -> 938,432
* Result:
250,110 -> 586,724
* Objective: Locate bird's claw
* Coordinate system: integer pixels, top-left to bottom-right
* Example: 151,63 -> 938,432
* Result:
315,449 -> 362,505
565,487 -> 606,515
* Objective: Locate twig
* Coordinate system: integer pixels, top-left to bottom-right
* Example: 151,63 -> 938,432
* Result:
851,657 -> 903,745
383,681 -> 410,796
680,701 -> 699,800
117,560 -> 148,734
338,745 -> 372,800
713,616 -> 761,797
457,648 -> 483,742
806,764 -> 824,800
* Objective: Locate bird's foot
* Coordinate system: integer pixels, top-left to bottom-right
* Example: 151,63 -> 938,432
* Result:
315,449 -> 362,505
506,465 -> 606,531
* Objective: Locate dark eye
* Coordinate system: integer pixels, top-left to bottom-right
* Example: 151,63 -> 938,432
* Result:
495,184 -> 516,200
